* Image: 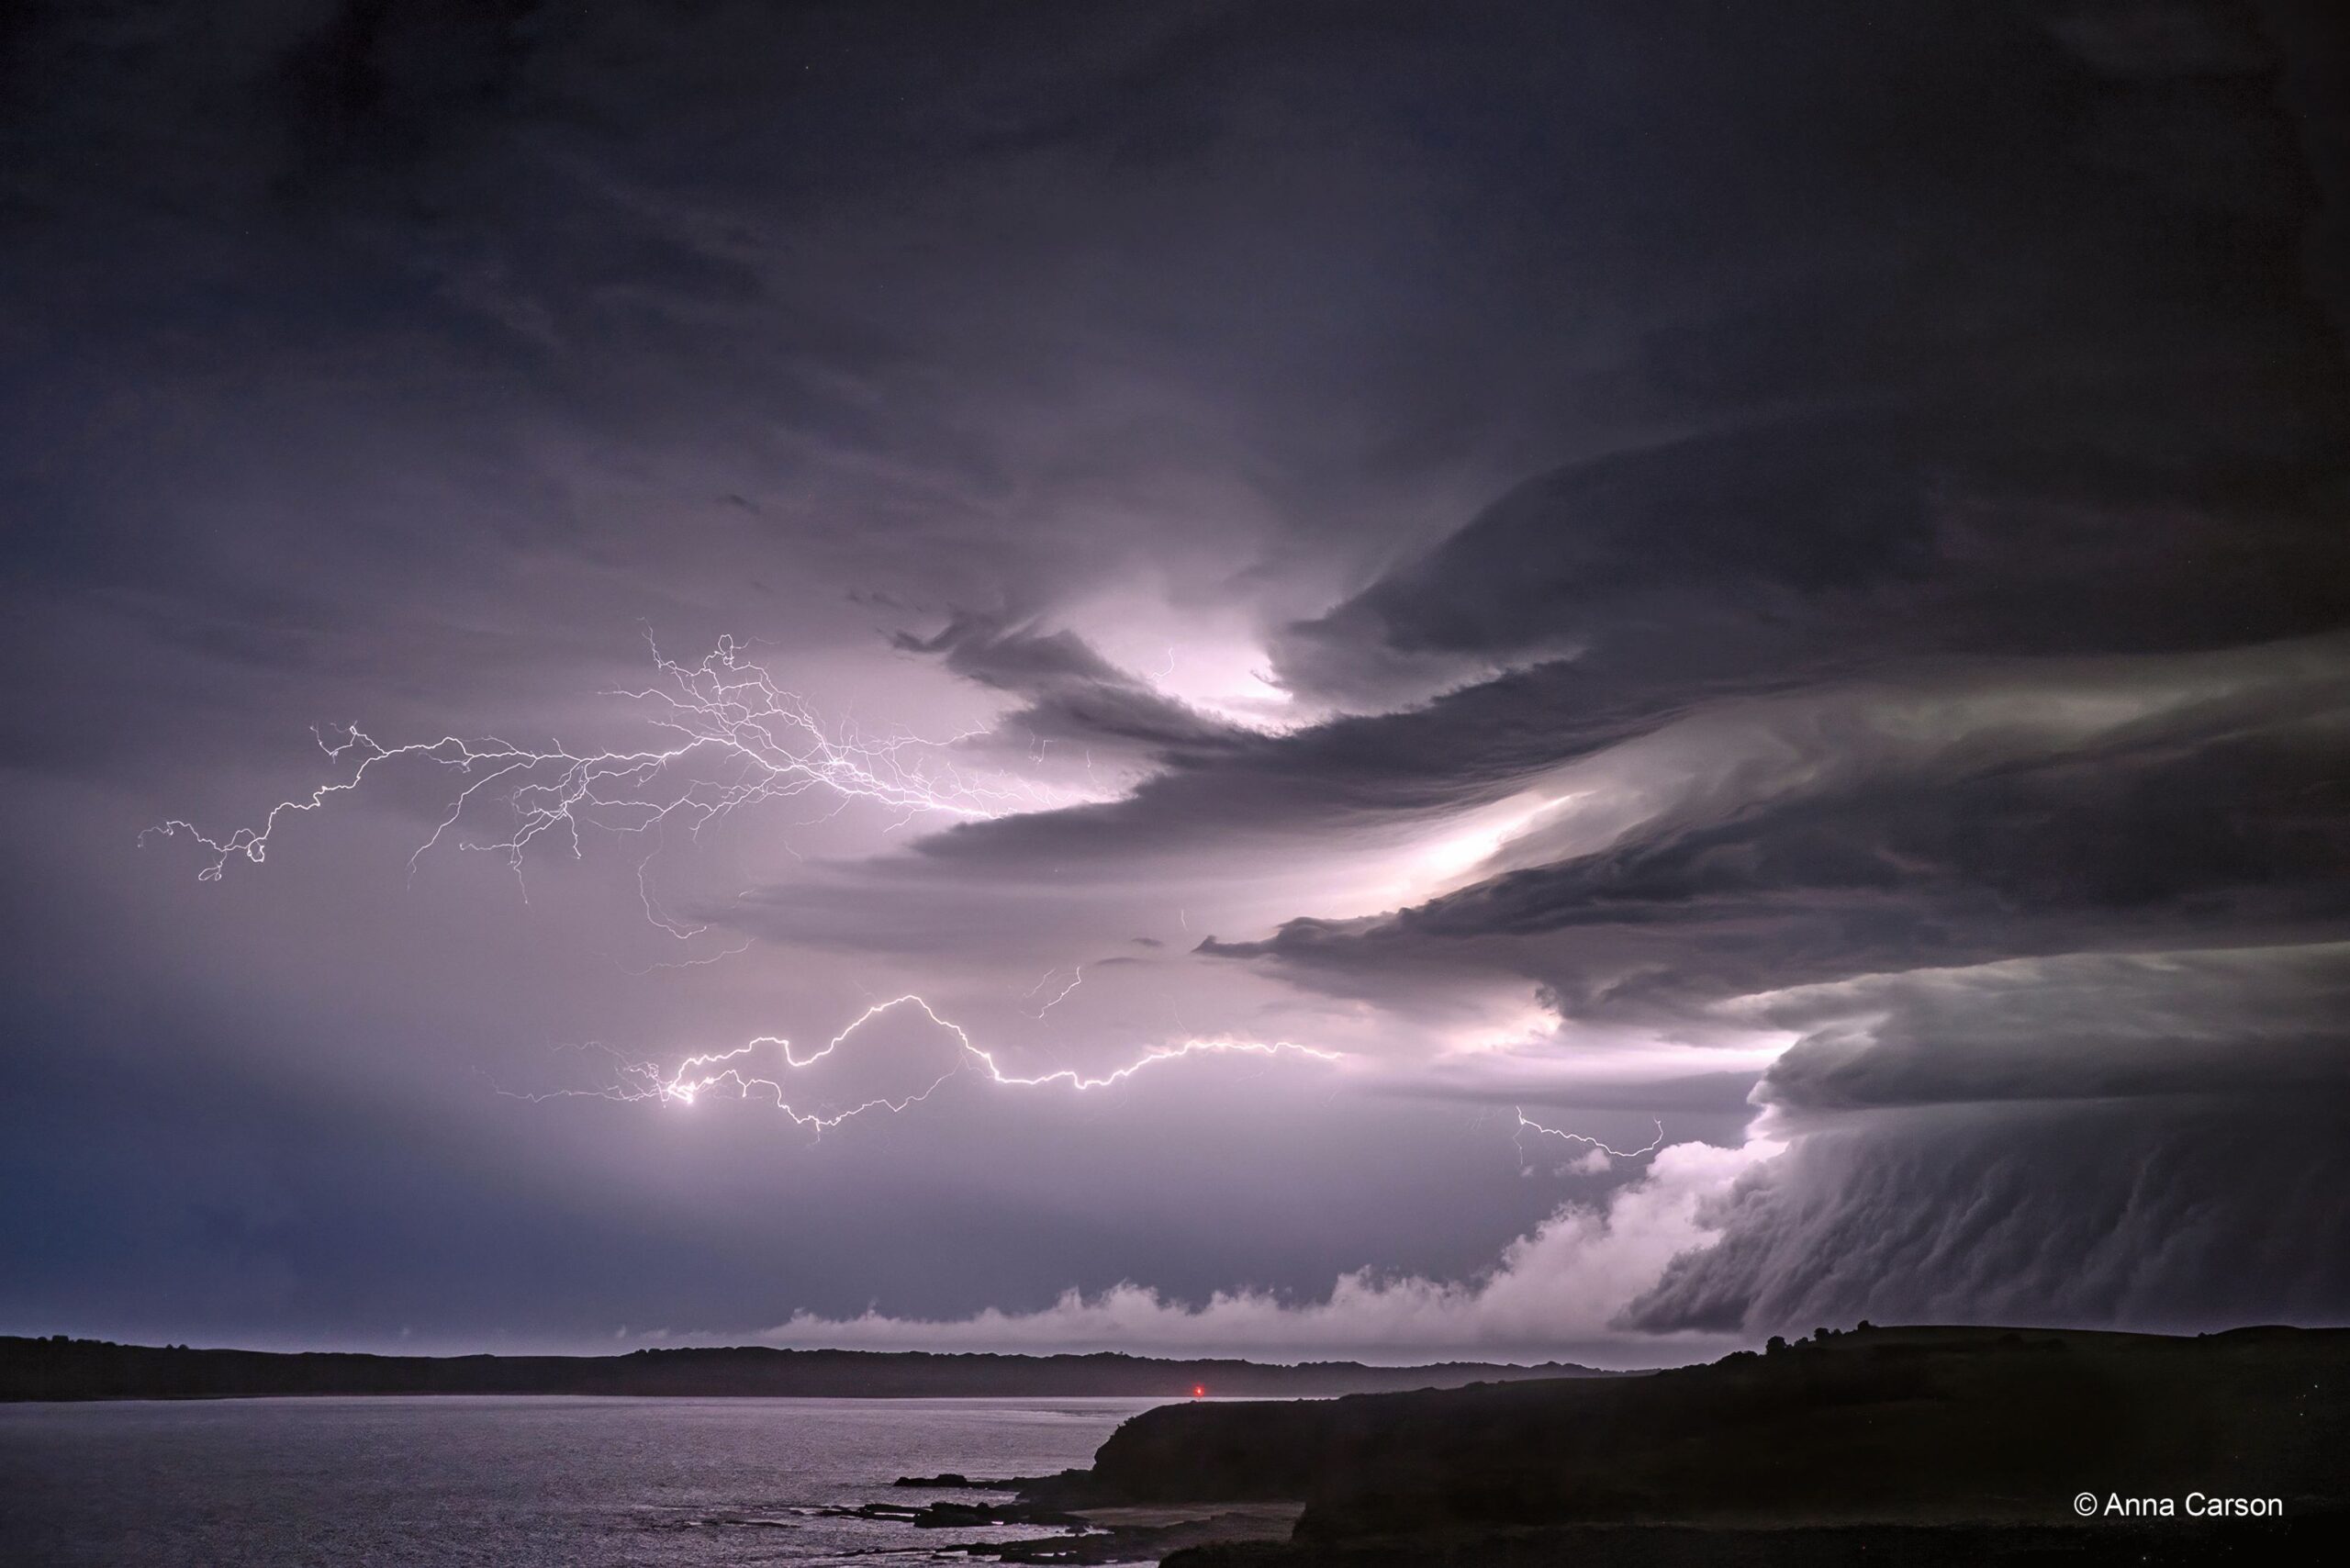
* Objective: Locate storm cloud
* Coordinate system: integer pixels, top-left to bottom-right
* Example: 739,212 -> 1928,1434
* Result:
3,0 -> 2346,1357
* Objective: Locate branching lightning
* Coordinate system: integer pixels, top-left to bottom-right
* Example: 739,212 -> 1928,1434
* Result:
142,637 -> 1631,1160
141,635 -> 1360,1139
1513,1106 -> 1666,1164
1022,966 -> 1084,1018
140,636 -> 1059,896
515,993 -> 1341,1134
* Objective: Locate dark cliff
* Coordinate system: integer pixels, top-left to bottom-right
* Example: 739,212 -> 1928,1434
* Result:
1039,1327 -> 2350,1563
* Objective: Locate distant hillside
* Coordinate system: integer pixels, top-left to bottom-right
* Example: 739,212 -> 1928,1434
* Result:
1026,1325 -> 2350,1566
0,1335 -> 1612,1402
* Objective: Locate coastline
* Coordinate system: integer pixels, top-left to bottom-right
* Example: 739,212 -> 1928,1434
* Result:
0,1335 -> 1617,1403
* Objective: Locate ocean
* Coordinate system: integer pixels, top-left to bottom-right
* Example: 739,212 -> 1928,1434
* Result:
0,1394 -> 1170,1565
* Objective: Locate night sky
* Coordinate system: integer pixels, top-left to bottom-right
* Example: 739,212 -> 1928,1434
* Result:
4,1 -> 2347,1364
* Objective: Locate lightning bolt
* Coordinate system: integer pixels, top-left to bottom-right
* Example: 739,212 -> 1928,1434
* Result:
135,634 -> 1652,1173
513,993 -> 1342,1135
1513,1106 -> 1665,1163
1022,966 -> 1084,1018
140,636 -> 1060,898
142,635 -> 1361,1139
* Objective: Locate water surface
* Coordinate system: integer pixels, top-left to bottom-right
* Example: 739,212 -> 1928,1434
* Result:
0,1395 -> 1168,1565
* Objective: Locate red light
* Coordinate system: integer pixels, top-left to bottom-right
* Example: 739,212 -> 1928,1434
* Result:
1192,1384 -> 1205,1397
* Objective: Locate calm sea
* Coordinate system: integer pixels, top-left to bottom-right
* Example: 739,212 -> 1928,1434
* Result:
0,1395 -> 1169,1566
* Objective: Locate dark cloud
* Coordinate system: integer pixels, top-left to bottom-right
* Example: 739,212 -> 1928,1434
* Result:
1277,408 -> 2350,708
895,612 -> 1245,758
1623,1097 -> 2350,1337
1622,939 -> 2350,1336
1203,642 -> 2347,1016
1744,942 -> 2350,1114
1276,0 -> 2350,708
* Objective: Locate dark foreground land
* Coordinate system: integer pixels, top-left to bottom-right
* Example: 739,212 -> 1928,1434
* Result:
971,1326 -> 2349,1565
0,1334 -> 1605,1401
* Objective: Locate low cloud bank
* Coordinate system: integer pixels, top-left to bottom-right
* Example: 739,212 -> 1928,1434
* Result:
770,1137 -> 1771,1366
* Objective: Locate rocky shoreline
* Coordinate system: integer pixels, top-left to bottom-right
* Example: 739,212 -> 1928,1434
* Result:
847,1474 -> 1299,1563
855,1327 -> 2350,1566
